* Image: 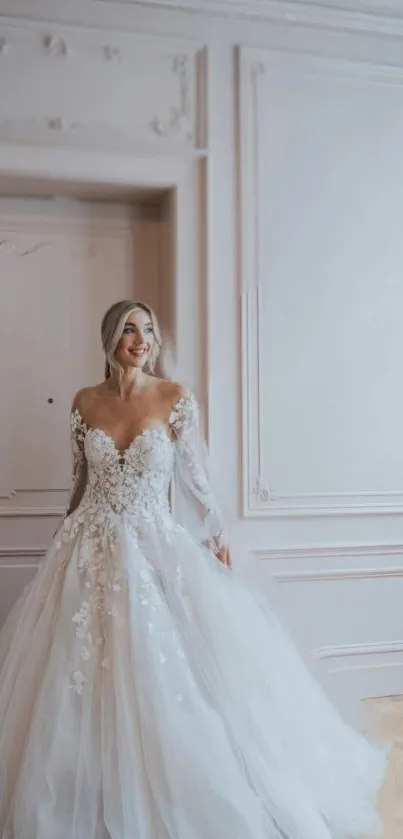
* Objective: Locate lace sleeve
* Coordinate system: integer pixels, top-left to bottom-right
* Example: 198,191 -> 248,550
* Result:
66,409 -> 87,518
170,391 -> 227,553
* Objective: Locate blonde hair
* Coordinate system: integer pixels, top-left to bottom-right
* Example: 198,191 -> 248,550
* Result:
101,300 -> 162,380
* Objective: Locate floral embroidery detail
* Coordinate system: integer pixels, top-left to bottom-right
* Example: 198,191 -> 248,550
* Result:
169,393 -> 226,551
72,602 -> 94,664
62,393 -> 225,693
72,601 -> 91,639
70,408 -> 87,486
69,670 -> 85,695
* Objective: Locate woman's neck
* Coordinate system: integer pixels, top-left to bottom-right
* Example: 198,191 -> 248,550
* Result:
107,368 -> 147,399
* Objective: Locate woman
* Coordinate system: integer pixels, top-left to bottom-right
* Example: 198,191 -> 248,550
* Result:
0,299 -> 387,839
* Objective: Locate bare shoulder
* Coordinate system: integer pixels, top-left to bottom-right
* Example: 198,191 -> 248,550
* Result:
156,379 -> 188,406
72,384 -> 103,415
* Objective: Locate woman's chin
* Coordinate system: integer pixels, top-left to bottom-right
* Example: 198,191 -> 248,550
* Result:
124,357 -> 147,371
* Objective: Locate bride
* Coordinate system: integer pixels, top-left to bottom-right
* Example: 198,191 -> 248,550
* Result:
0,299 -> 387,839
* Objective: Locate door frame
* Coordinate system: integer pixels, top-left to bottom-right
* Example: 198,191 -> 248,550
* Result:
0,143 -> 208,523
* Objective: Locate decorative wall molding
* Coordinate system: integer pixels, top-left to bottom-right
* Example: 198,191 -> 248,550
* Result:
0,20 -> 205,153
0,115 -> 190,155
252,541 -> 403,564
316,641 -> 403,662
43,34 -> 70,58
0,215 -> 137,238
251,543 -> 403,716
47,117 -> 71,131
252,541 -> 403,579
315,644 -> 403,716
0,487 -> 66,518
94,0 -> 403,37
0,116 -> 81,146
0,238 -> 51,257
0,507 -> 64,518
0,489 -> 16,500
0,547 -> 45,559
103,45 -> 121,62
239,46 -> 403,519
249,479 -> 403,519
273,566 -> 403,583
240,49 -> 403,86
150,55 -> 192,139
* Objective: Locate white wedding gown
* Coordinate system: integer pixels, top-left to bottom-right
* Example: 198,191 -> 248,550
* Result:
0,392 -> 387,839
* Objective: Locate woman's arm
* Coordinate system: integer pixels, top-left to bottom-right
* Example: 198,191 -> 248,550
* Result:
170,389 -> 231,568
65,398 -> 88,518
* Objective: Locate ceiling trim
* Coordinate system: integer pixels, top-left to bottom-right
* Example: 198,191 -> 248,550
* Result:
94,0 -> 403,37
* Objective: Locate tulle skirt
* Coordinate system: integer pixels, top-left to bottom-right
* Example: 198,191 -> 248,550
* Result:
0,515 -> 387,839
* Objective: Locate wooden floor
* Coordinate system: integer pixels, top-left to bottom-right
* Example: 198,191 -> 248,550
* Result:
367,696 -> 403,839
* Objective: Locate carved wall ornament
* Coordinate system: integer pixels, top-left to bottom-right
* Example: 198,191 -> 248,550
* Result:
252,477 -> 278,504
0,489 -> 17,500
0,239 -> 51,257
103,45 -> 121,62
150,54 -> 192,139
43,34 -> 70,58
47,117 -> 70,131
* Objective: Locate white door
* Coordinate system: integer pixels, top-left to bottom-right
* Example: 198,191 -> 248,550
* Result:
0,195 -> 165,627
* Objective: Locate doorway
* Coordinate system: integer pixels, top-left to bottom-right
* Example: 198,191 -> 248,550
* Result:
0,183 -> 176,628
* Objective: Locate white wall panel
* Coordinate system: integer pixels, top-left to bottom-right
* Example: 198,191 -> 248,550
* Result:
0,18 -> 205,154
239,46 -> 403,518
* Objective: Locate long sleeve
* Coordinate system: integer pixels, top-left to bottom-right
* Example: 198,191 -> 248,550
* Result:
170,392 -> 227,552
66,410 -> 88,518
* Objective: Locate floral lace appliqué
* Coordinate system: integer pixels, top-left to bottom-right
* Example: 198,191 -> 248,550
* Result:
61,393 -> 225,694
170,393 -> 226,551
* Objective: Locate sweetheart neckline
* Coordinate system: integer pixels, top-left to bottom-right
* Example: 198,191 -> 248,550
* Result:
86,423 -> 172,457
71,408 -> 173,458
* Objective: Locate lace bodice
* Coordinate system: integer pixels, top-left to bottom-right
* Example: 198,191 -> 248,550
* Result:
59,392 -> 225,552
54,392 -> 226,696
75,420 -> 174,522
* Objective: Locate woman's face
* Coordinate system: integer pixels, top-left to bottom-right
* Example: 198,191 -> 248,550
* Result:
115,308 -> 155,371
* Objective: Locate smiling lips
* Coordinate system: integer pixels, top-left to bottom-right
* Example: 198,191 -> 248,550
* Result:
129,347 -> 148,358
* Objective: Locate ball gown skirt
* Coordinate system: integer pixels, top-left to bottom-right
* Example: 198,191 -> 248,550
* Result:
0,393 -> 387,839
